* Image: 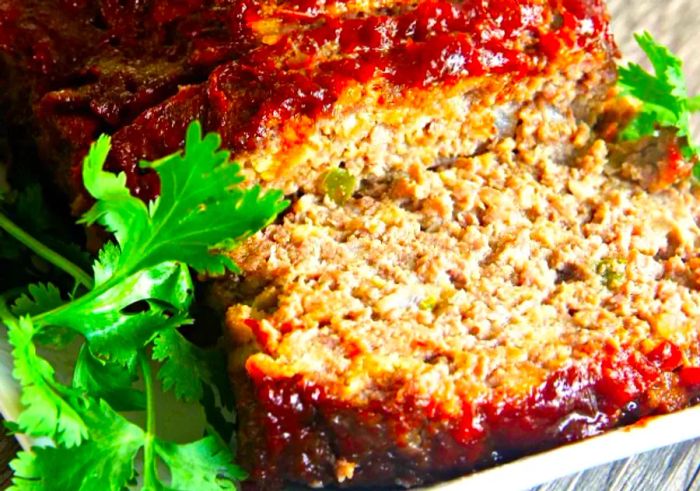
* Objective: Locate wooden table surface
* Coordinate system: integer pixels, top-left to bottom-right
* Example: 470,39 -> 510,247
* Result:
1,1 -> 699,490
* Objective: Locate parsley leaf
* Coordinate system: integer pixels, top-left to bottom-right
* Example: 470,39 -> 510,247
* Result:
6,317 -> 88,447
39,259 -> 194,368
25,120 -> 285,368
81,121 -> 288,276
10,400 -> 143,491
72,345 -> 146,412
11,283 -> 65,318
155,431 -> 246,490
618,32 -> 700,162
152,329 -> 210,402
2,120 -> 282,490
10,284 -> 74,348
11,411 -> 242,491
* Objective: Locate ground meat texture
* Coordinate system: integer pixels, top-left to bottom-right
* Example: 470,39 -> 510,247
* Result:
101,0 -> 616,203
218,137 -> 700,489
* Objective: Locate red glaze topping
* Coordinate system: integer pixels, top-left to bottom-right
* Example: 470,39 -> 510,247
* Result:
647,340 -> 684,372
1,0 -> 260,131
244,340 -> 699,486
680,367 -> 700,388
2,0 -> 272,208
221,0 -> 609,150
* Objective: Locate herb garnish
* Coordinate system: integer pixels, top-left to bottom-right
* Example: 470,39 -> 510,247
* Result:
0,121 -> 288,490
618,32 -> 700,174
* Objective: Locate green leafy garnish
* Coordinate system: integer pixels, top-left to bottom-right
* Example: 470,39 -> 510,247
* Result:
152,329 -> 213,402
81,124 -> 284,275
72,345 -> 145,412
11,283 -> 65,318
7,317 -> 88,448
0,121 -> 289,490
154,431 -> 246,490
618,32 -> 700,167
10,391 -> 143,491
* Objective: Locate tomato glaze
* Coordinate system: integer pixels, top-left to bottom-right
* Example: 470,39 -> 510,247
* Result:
1,0 -> 264,201
218,0 -> 610,148
242,336 -> 700,487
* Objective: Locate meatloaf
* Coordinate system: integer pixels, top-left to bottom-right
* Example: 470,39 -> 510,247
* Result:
3,0 -> 700,490
214,135 -> 700,488
2,0 -> 615,208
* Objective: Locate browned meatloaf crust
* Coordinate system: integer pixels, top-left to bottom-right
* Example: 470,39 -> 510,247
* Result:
4,0 -> 700,490
0,0 -> 259,197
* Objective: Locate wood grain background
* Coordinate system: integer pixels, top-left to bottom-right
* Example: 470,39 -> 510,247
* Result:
1,0 -> 699,489
1,424 -> 17,488
533,440 -> 700,491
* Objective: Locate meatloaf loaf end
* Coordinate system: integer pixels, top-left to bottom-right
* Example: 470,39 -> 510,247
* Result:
0,0 -> 260,198
104,0 -> 616,201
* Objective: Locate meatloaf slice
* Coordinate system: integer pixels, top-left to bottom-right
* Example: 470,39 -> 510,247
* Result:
0,0 -> 261,110
216,135 -> 700,488
7,0 -> 696,489
31,0 -> 616,211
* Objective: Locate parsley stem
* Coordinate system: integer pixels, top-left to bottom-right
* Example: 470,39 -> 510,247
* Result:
141,353 -> 158,488
0,211 -> 94,289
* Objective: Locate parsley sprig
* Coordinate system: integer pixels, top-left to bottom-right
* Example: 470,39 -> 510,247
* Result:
618,32 -> 700,169
0,121 -> 288,490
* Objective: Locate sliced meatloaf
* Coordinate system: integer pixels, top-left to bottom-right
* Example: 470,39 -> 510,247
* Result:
2,0 -> 616,210
217,136 -> 700,488
0,0 -> 260,197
